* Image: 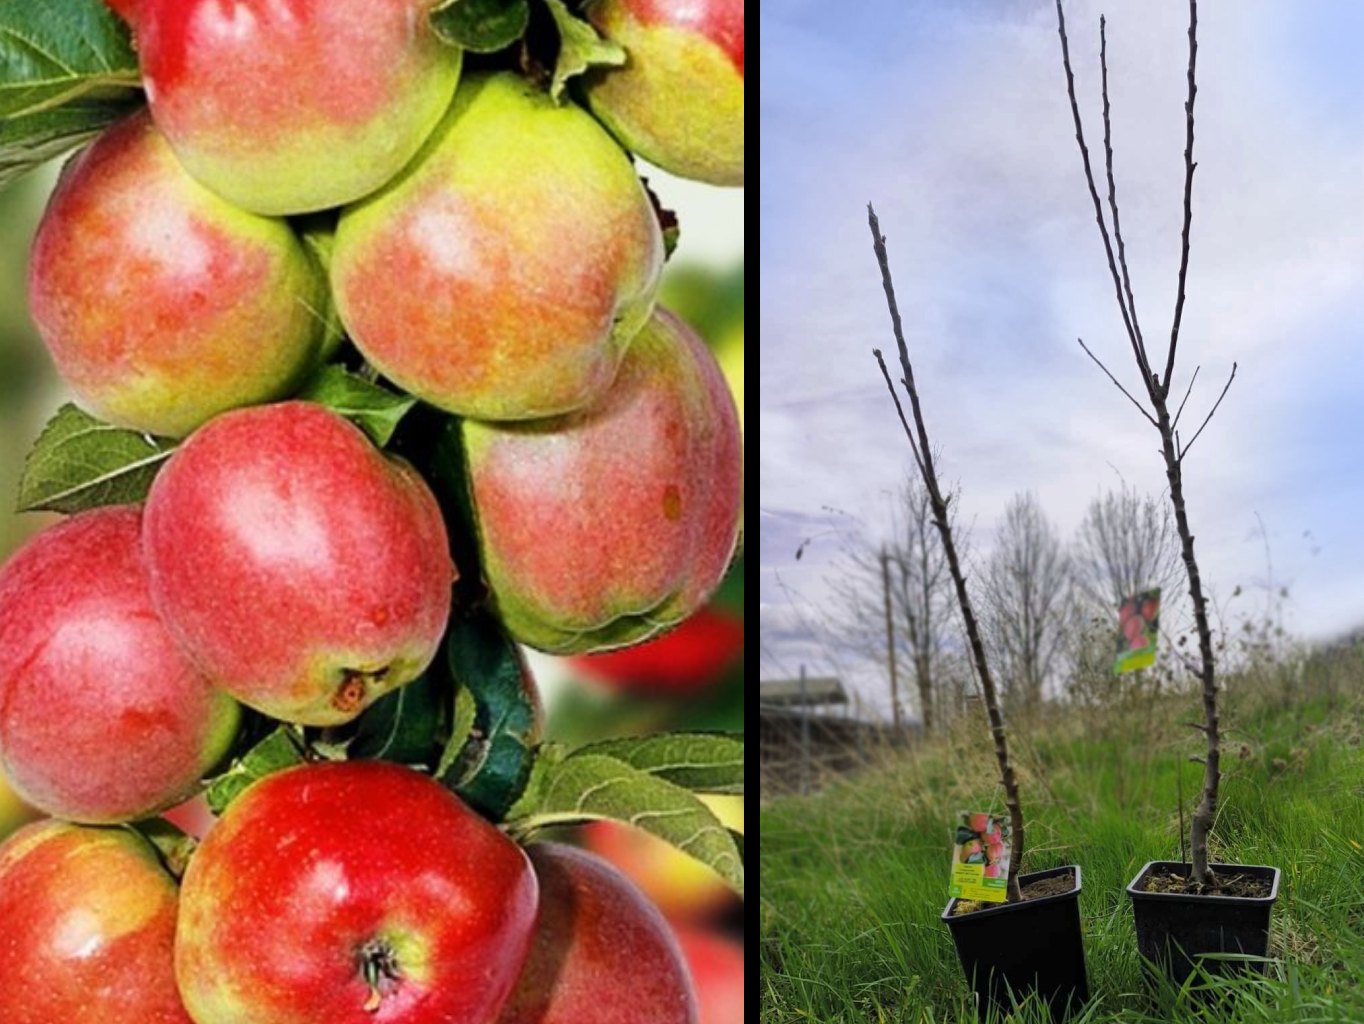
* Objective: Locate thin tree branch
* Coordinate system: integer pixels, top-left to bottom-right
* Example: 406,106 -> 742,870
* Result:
1100,17 -> 1147,362
1178,362 -> 1236,461
1076,337 -> 1158,427
1172,363 -> 1201,429
1055,0 -> 1156,396
872,349 -> 927,478
1162,0 -> 1200,397
866,203 -> 1025,902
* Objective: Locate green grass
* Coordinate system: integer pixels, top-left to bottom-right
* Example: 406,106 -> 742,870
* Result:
761,652 -> 1364,1022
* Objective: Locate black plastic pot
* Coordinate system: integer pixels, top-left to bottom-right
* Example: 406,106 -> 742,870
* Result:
942,864 -> 1089,1020
1126,861 -> 1281,986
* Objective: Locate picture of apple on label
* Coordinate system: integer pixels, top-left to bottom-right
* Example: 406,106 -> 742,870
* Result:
948,811 -> 1011,903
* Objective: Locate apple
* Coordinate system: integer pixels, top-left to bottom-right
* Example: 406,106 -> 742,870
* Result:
962,840 -> 983,860
143,402 -> 454,726
570,606 -> 744,694
968,813 -> 991,833
332,72 -> 664,422
0,507 -> 240,823
986,841 -> 1006,863
0,819 -> 192,1024
581,794 -> 743,924
176,760 -> 537,1024
497,843 -> 696,1024
983,863 -> 1002,879
583,0 -> 744,186
130,0 -> 462,215
673,926 -> 744,1024
464,307 -> 742,654
27,111 -> 332,438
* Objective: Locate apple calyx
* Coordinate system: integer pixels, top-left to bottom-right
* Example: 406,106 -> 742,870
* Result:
333,667 -> 392,715
358,937 -> 403,1013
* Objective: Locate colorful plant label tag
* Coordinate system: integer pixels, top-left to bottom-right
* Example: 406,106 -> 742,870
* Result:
1114,587 -> 1161,675
949,811 -> 1010,903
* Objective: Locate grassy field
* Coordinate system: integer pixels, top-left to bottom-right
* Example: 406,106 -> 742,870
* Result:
760,646 -> 1364,1023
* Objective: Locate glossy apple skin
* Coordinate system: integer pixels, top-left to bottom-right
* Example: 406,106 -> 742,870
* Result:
27,111 -> 331,438
175,761 -> 538,1024
674,926 -> 743,1024
497,843 -> 696,1024
0,820 -> 192,1024
143,402 -> 454,726
571,606 -> 743,693
584,0 -> 743,186
465,307 -> 742,654
333,72 -> 664,421
0,507 -> 240,823
133,0 -> 461,215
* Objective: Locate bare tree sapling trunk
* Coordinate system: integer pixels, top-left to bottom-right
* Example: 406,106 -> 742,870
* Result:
866,205 -> 1025,902
1056,0 -> 1233,887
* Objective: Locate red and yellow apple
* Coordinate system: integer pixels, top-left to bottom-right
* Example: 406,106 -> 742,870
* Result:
176,760 -> 537,1024
465,307 -> 742,654
131,0 -> 462,214
497,843 -> 696,1024
0,820 -> 192,1024
27,111 -> 331,438
144,402 -> 454,726
332,72 -> 664,421
584,0 -> 744,186
0,507 -> 240,823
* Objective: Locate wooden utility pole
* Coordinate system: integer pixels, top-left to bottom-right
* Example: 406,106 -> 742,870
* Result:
880,546 -> 902,733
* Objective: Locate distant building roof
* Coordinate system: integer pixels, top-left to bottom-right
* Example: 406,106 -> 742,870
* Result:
759,675 -> 847,706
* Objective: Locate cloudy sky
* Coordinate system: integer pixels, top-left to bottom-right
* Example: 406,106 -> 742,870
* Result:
760,0 -> 1364,718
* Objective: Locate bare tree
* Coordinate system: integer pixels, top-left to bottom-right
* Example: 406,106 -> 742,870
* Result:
981,493 -> 1073,713
1056,0 -> 1233,886
1073,485 -> 1183,614
867,204 -> 1025,902
823,479 -> 958,731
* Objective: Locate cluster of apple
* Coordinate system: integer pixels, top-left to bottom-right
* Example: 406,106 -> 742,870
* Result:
0,0 -> 743,1022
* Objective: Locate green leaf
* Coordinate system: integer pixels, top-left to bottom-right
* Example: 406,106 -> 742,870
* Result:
0,96 -> 137,189
421,415 -> 487,604
543,0 -> 624,103
0,0 -> 140,119
573,733 -> 744,795
507,751 -> 743,895
203,727 -> 306,815
346,672 -> 443,764
429,0 -> 529,53
16,403 -> 177,513
436,685 -> 478,779
128,819 -> 195,880
438,606 -> 539,820
296,366 -> 417,447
